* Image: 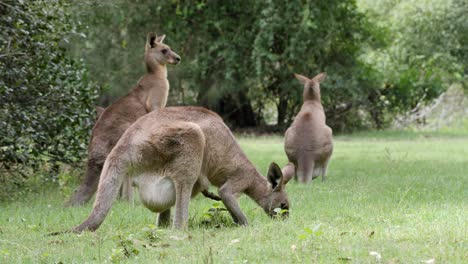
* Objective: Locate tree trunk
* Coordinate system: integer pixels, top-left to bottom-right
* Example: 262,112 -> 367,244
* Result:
367,93 -> 384,129
219,91 -> 257,128
277,96 -> 288,129
198,89 -> 257,129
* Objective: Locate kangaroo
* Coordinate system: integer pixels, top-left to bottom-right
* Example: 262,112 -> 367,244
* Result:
68,106 -> 292,232
65,33 -> 181,206
283,72 -> 333,183
95,106 -> 105,117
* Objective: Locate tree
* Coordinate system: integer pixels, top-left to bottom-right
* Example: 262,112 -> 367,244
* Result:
358,0 -> 468,125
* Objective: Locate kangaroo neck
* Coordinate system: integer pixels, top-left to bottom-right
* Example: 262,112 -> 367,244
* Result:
135,63 -> 169,111
303,85 -> 320,101
137,67 -> 168,94
301,100 -> 323,111
303,92 -> 320,102
245,168 -> 271,212
146,62 -> 167,79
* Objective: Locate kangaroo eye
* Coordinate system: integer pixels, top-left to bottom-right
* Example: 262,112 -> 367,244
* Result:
161,49 -> 168,54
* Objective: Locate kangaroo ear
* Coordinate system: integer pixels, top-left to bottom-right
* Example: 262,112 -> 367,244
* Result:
281,162 -> 294,185
312,72 -> 326,83
156,34 -> 166,43
294,73 -> 310,85
95,106 -> 105,118
147,32 -> 157,48
267,162 -> 283,190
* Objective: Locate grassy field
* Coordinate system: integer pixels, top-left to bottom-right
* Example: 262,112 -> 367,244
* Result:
1,131 -> 467,263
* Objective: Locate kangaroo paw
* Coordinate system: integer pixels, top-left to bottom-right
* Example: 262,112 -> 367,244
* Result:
202,190 -> 222,201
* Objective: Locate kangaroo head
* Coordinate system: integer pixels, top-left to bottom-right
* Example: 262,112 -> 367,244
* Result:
294,72 -> 326,101
145,32 -> 181,67
264,162 -> 293,219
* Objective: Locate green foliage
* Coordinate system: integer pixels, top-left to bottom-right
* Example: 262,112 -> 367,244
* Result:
72,0 -> 466,131
251,0 -> 381,128
358,0 -> 468,124
109,234 -> 140,263
0,0 -> 100,196
69,0 -> 382,130
273,207 -> 289,217
298,224 -> 323,240
109,225 -> 170,262
199,201 -> 233,228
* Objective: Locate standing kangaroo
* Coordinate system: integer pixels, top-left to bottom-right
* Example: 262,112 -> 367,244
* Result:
65,33 -> 181,206
68,106 -> 292,232
283,72 -> 333,183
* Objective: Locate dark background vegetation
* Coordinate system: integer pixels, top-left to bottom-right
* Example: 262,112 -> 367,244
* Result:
1,0 -> 467,200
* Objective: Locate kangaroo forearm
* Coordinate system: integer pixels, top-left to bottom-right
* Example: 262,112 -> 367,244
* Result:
219,192 -> 248,225
202,190 -> 222,201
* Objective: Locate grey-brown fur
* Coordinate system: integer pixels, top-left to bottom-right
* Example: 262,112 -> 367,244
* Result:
65,33 -> 180,206
70,107 -> 292,231
95,106 -> 105,117
283,72 -> 333,183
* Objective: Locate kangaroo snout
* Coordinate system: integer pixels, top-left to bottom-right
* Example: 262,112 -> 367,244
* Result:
169,53 -> 181,65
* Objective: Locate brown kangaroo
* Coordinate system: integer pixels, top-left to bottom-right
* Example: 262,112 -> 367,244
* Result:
65,33 -> 181,206
69,106 -> 292,231
283,72 -> 333,183
95,106 -> 105,117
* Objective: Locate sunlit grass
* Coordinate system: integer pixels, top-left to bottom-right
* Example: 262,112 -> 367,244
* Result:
1,130 -> 467,263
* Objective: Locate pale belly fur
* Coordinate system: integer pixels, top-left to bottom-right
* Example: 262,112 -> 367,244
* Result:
132,173 -> 175,213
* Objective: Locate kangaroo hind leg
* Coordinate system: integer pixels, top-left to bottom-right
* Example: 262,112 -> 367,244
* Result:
157,209 -> 171,227
152,122 -> 206,230
320,157 -> 331,182
119,176 -> 134,204
297,152 -> 314,184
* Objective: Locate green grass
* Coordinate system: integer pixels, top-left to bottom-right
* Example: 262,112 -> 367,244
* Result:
1,131 -> 467,263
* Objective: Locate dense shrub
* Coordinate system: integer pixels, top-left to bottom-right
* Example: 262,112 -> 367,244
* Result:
0,0 -> 100,199
359,0 -> 468,127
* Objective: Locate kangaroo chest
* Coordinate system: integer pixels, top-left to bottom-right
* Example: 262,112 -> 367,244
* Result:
133,173 -> 175,213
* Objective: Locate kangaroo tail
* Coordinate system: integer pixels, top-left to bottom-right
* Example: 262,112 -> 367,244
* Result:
72,147 -> 131,233
65,158 -> 103,207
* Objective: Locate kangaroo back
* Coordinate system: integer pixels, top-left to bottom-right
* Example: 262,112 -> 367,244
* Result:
283,72 -> 333,183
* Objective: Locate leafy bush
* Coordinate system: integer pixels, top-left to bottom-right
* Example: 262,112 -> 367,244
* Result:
0,0 -> 100,199
358,0 -> 468,127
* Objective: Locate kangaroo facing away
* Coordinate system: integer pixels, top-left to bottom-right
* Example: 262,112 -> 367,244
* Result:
283,72 -> 333,183
68,106 -> 292,232
65,33 -> 181,206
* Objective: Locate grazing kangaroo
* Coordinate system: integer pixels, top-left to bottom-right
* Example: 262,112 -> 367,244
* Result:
69,106 -> 292,232
65,33 -> 181,206
283,72 -> 333,183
